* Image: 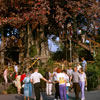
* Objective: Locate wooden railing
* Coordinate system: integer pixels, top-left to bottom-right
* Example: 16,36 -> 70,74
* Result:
86,37 -> 100,48
71,36 -> 100,53
72,39 -> 94,53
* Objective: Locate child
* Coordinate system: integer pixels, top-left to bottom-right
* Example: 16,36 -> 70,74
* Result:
14,74 -> 21,94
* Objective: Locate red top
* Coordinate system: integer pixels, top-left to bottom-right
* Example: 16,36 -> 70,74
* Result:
20,74 -> 26,82
15,74 -> 18,79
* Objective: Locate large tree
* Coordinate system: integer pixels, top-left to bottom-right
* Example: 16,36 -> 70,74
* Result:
0,0 -> 100,65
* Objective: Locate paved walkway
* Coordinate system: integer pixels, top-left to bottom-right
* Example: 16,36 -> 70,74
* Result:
0,90 -> 100,100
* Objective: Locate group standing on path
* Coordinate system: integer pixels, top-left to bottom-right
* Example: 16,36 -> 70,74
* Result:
3,57 -> 87,100
52,66 -> 86,100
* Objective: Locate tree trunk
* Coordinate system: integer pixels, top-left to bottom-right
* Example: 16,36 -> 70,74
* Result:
73,16 -> 77,36
25,24 -> 31,67
0,27 -> 4,68
27,24 -> 30,58
36,28 -> 40,56
39,28 -> 50,63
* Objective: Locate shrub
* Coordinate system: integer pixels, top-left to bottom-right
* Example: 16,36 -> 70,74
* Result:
7,84 -> 17,94
0,75 -> 4,83
29,45 -> 37,57
87,63 -> 100,90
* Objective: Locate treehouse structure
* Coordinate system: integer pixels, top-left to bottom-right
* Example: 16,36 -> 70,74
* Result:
0,24 -> 50,72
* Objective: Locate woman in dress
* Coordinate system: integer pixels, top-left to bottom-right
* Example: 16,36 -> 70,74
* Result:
14,73 -> 21,94
23,73 -> 32,100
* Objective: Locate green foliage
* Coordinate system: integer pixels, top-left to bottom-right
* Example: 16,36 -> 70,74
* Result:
87,51 -> 100,90
51,51 -> 66,61
0,75 -> 3,83
37,58 -> 54,75
47,58 -> 54,71
47,58 -> 54,66
29,45 -> 37,57
94,51 -> 100,66
95,35 -> 100,43
87,64 -> 100,90
7,84 -> 17,94
38,66 -> 45,75
78,49 -> 93,61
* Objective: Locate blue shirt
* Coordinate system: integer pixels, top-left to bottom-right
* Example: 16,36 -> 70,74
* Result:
82,60 -> 87,68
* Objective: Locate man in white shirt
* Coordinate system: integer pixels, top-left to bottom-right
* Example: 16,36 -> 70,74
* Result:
30,67 -> 49,100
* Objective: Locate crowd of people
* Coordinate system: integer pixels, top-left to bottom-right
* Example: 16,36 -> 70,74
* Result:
3,57 -> 87,100
44,59 -> 87,100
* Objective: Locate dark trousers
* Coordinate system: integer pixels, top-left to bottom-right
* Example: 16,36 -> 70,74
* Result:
73,83 -> 80,99
55,83 -> 60,99
34,83 -> 41,100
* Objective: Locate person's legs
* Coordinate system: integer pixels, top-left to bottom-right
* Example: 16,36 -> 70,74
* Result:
17,87 -> 21,94
80,82 -> 82,99
4,75 -> 8,83
59,85 -> 63,100
73,83 -> 77,98
63,85 -> 67,100
85,78 -> 87,90
34,83 -> 40,100
79,82 -> 82,88
32,85 -> 36,99
57,83 -> 60,99
76,83 -> 80,99
24,96 -> 26,100
49,83 -> 52,95
55,83 -> 57,99
28,97 -> 29,100
66,86 -> 69,100
81,81 -> 85,99
29,84 -> 32,98
46,83 -> 49,95
18,89 -> 21,94
73,83 -> 80,99
55,83 -> 60,99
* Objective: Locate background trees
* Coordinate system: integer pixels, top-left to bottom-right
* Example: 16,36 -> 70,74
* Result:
0,0 -> 99,31
0,0 -> 100,91
0,0 -> 100,65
